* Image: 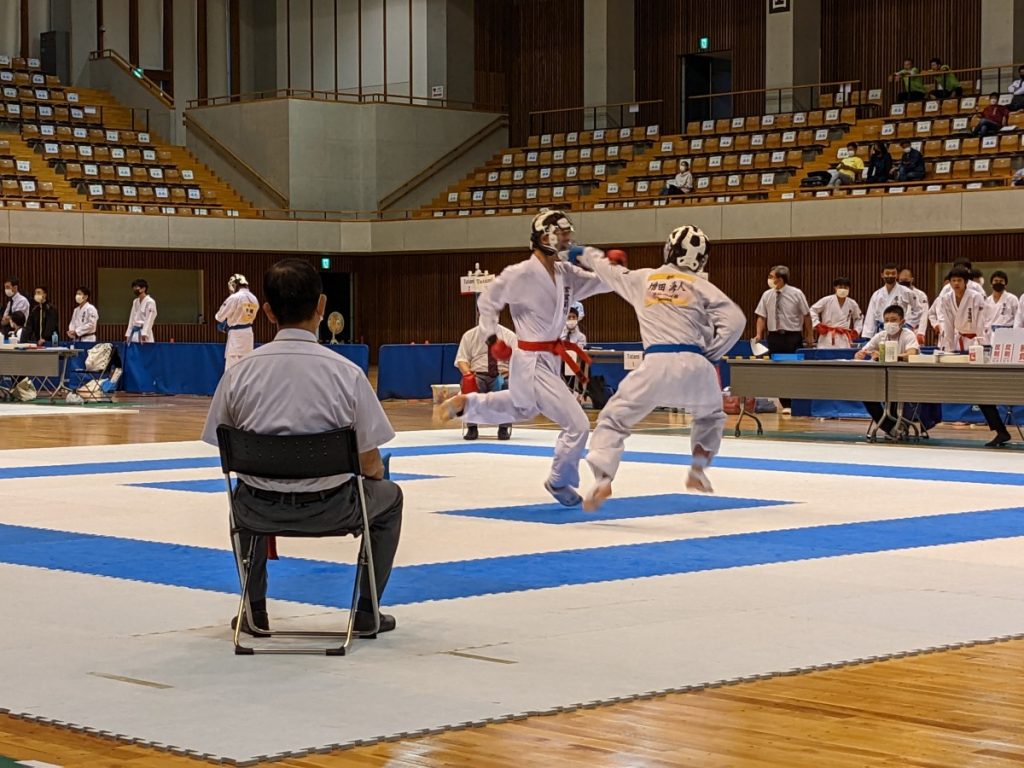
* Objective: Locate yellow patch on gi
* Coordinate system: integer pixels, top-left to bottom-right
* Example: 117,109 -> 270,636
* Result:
644,272 -> 695,307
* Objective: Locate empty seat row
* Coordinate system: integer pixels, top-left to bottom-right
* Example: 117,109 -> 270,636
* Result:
0,199 -> 77,210
91,203 -> 239,217
448,185 -> 585,207
472,164 -> 611,188
685,107 -> 856,136
526,125 -> 660,149
0,55 -> 41,72
636,151 -> 804,176
0,158 -> 34,177
64,162 -> 185,184
499,144 -> 635,167
83,182 -> 215,205
657,128 -> 834,156
0,70 -> 60,88
26,125 -> 154,147
0,178 -> 56,197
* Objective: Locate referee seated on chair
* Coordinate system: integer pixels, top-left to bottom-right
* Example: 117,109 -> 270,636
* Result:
202,258 -> 403,636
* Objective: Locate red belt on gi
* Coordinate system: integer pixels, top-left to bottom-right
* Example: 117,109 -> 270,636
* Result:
816,324 -> 859,344
518,339 -> 592,383
958,332 -> 977,351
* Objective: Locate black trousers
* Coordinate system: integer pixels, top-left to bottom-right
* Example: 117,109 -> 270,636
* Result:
765,330 -> 804,409
978,404 -> 1009,435
466,372 -> 510,429
233,478 -> 403,607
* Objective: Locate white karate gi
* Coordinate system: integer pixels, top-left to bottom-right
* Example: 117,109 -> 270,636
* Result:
1016,292 -> 1024,329
215,287 -> 260,369
904,285 -> 929,330
810,294 -> 862,348
862,283 -> 912,337
125,295 -> 157,343
936,289 -> 991,350
68,302 -> 99,342
461,254 -> 611,489
580,248 -> 745,481
985,292 -> 1020,336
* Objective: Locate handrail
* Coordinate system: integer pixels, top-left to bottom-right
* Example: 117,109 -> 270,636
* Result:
888,61 -> 1024,99
89,49 -> 174,109
527,99 -> 664,135
187,87 -> 505,114
378,115 -> 509,210
685,79 -> 863,121
182,112 -> 289,209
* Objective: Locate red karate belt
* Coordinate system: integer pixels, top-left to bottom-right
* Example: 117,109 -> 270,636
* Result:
958,332 -> 977,351
518,339 -> 592,383
816,324 -> 859,344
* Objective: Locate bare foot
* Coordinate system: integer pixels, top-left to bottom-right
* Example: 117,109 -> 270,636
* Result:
432,394 -> 467,426
583,478 -> 612,512
686,467 -> 713,493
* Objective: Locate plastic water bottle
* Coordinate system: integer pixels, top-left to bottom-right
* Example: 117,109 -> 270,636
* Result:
51,331 -> 59,347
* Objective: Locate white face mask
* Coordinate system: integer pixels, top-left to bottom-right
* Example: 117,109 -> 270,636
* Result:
4,289 -> 12,298
835,288 -> 849,299
566,319 -> 578,331
884,321 -> 902,336
75,294 -> 85,304
34,293 -> 44,304
767,278 -> 777,290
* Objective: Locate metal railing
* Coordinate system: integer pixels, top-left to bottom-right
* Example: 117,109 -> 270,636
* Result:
89,49 -> 174,109
888,61 -> 1024,103
685,80 -> 863,123
187,87 -> 504,114
528,100 -> 664,137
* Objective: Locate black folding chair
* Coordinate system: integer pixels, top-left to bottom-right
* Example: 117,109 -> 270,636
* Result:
216,425 -> 380,656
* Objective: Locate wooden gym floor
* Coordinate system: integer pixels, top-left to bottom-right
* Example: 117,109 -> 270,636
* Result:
1,394 -> 1022,767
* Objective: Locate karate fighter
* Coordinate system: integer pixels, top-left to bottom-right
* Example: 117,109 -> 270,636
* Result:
580,225 -> 745,511
861,264 -> 912,337
434,210 -> 611,506
215,273 -> 260,369
985,271 -> 1019,337
810,277 -> 862,348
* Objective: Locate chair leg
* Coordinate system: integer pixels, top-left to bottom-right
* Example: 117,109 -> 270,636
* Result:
357,477 -> 380,637
233,535 -> 260,655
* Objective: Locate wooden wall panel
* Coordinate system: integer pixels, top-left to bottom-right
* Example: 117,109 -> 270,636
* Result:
0,246 -> 312,345
821,0 -> 982,100
1,233 -> 1016,356
474,0 -> 585,145
634,0 -> 766,134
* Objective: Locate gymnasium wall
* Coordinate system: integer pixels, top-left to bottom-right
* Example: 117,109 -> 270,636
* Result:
820,0 -> 983,98
2,232 -> 1018,353
634,0 -> 767,134
474,0 -> 585,146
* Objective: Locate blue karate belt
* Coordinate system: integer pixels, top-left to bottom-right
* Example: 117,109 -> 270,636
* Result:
644,344 -> 703,355
218,322 -> 252,333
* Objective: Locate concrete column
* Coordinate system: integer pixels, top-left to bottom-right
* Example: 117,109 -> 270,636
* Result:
424,0 -> 472,104
239,0 -> 277,94
69,0 -> 98,83
584,0 -> 634,124
138,0 -> 163,69
172,0 -> 197,144
980,0 -> 1024,93
105,0 -> 131,56
765,0 -> 820,113
207,0 -> 229,96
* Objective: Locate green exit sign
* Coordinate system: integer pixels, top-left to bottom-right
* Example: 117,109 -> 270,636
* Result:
699,37 -> 710,50
320,257 -> 331,269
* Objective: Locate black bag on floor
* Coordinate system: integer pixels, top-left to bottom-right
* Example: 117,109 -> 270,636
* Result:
586,375 -> 610,411
801,171 -> 831,187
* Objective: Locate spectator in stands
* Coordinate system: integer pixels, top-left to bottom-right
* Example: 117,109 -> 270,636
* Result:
125,278 -> 157,344
1,276 -> 29,336
895,140 -> 925,182
68,286 -> 99,342
6,310 -> 25,343
973,93 -> 1009,137
827,142 -> 864,187
21,286 -> 59,345
893,59 -> 926,102
660,160 -> 693,197
855,305 -> 919,438
754,265 -> 812,414
455,323 -> 516,441
1008,65 -> 1024,111
927,58 -> 962,100
866,142 -> 892,184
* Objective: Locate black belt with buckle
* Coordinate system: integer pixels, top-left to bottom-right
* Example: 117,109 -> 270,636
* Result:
242,483 -> 344,504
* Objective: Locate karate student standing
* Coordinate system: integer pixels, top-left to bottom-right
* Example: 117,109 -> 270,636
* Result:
580,226 -> 745,511
435,210 -> 611,507
215,273 -> 260,370
67,286 -> 99,342
810,277 -> 862,348
125,278 -> 157,343
985,271 -> 1019,337
861,263 -> 913,337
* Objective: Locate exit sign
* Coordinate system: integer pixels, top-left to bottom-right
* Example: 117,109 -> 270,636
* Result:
698,37 -> 710,50
320,257 -> 331,269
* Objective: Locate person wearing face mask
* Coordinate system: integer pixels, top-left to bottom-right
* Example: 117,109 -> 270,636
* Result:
125,278 -> 157,344
930,258 -> 984,345
21,285 -> 60,345
936,268 -> 1009,447
454,322 -> 516,441
67,286 -> 99,342
855,305 -> 919,437
7,310 -> 25,343
561,306 -> 587,348
215,274 -> 260,370
861,263 -> 913,338
753,265 -> 812,413
434,210 -> 613,507
985,271 -> 1018,338
897,267 -> 929,343
1,276 -> 29,337
810,277 -> 863,348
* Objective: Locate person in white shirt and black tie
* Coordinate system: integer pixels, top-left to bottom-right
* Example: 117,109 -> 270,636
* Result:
754,265 -> 812,413
454,324 -> 516,441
